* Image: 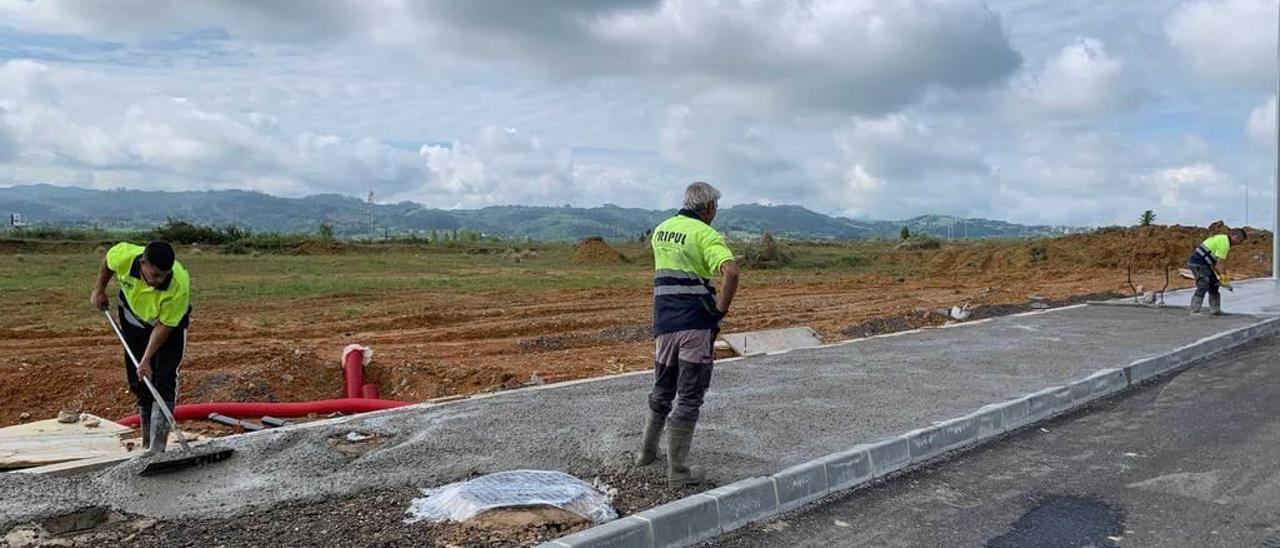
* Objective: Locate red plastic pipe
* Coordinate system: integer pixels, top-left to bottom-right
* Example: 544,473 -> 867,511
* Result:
343,346 -> 367,399
116,398 -> 410,427
361,383 -> 380,399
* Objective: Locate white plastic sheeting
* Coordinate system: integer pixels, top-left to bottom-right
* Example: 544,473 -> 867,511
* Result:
404,470 -> 617,524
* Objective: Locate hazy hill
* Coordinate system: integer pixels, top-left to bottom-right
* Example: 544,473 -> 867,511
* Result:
0,184 -> 1080,241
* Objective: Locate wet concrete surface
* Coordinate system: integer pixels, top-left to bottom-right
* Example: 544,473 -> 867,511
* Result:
0,305 -> 1266,530
1145,278 -> 1280,317
711,334 -> 1280,548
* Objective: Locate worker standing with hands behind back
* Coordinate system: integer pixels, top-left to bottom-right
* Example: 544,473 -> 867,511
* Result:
635,181 -> 740,487
1187,228 -> 1247,316
90,241 -> 191,456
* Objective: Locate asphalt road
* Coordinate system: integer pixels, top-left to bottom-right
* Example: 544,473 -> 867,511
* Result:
711,334 -> 1280,548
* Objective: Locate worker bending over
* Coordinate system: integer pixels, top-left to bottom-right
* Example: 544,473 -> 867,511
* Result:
90,241 -> 191,455
1187,228 -> 1247,316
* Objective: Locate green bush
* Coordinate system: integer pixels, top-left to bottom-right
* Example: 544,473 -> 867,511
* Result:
895,236 -> 942,250
10,226 -> 122,241
149,218 -> 251,245
223,240 -> 250,255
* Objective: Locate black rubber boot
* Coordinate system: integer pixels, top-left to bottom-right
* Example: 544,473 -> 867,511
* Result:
144,406 -> 170,456
634,411 -> 665,466
1188,294 -> 1204,315
1209,294 -> 1223,316
138,406 -> 151,451
666,419 -> 704,487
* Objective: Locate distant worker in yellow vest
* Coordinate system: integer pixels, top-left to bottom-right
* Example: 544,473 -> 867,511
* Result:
90,241 -> 191,455
635,181 -> 740,487
1187,228 -> 1247,316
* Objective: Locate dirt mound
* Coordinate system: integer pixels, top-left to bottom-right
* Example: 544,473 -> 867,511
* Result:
292,240 -> 351,255
889,225 -> 1273,278
571,236 -> 628,265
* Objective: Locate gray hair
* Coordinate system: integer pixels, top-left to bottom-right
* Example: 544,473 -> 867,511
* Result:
683,181 -> 721,212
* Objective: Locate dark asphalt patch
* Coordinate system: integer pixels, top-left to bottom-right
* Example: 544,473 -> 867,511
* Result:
986,495 -> 1123,548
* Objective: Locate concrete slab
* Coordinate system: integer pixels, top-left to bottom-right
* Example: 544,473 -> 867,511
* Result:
720,327 -> 822,356
0,305 -> 1265,530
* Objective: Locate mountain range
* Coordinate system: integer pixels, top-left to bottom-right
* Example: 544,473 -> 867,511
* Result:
0,184 -> 1082,241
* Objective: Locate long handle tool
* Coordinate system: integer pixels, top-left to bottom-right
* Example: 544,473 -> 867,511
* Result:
104,309 -> 233,476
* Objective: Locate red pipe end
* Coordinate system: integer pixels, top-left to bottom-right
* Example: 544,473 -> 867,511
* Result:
342,344 -> 370,399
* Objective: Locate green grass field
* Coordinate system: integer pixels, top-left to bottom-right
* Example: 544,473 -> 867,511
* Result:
0,239 -> 906,333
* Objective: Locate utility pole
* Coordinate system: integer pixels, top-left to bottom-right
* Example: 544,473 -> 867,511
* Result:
366,191 -> 376,241
1274,0 -> 1279,279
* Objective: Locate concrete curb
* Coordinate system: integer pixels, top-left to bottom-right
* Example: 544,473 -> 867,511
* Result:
542,313 -> 1280,548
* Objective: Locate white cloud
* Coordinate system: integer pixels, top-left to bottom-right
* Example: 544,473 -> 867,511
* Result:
0,2 -> 1273,229
1,0 -> 1022,116
1247,95 -> 1276,146
0,60 -> 424,196
1166,0 -> 1278,91
0,0 -> 389,42
1140,163 -> 1238,217
417,126 -> 573,208
1019,38 -> 1132,116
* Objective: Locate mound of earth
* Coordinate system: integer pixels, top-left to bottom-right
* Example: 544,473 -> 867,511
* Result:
570,237 -> 628,265
890,224 -> 1273,276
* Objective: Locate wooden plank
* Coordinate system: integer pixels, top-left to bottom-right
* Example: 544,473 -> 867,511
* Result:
0,414 -> 135,469
13,454 -> 135,477
0,435 -> 129,469
0,414 -> 131,439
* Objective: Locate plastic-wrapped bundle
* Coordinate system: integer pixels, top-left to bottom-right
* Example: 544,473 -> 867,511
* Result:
405,470 -> 618,524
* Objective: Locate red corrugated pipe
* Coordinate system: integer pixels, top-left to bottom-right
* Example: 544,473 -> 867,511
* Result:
343,344 -> 371,399
117,344 -> 401,427
116,398 -> 410,427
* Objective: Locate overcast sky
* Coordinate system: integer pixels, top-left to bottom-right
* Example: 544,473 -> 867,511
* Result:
0,0 -> 1275,226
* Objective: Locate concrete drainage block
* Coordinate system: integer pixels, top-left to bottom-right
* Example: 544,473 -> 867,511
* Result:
701,476 -> 779,533
818,447 -> 873,491
633,495 -> 720,548
545,515 -> 651,548
1126,355 -> 1172,384
1000,397 -> 1033,431
866,436 -> 911,477
907,426 -> 943,464
1026,386 -> 1069,422
967,405 -> 1006,439
773,460 -> 830,512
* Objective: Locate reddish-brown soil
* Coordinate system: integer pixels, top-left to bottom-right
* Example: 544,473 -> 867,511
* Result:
0,226 -> 1270,430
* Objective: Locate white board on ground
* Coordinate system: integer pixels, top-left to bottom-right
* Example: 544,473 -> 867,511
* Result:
720,327 -> 823,357
0,414 -> 132,470
0,414 -> 131,439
